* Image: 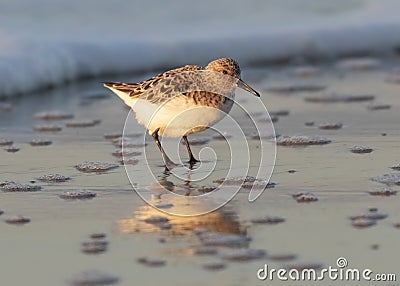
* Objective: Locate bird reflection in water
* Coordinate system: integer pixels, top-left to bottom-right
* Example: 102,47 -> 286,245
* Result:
118,168 -> 244,236
118,166 -> 271,266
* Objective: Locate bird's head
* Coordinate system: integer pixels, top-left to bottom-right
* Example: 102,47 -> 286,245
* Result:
206,58 -> 260,97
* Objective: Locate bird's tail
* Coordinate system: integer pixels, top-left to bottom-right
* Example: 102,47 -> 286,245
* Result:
103,82 -> 138,107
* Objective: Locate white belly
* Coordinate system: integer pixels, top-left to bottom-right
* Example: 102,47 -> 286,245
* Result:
131,96 -> 233,137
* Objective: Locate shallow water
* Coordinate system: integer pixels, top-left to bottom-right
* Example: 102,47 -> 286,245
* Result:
1,57 -> 400,285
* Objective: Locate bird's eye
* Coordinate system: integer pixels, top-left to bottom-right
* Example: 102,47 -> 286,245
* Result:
222,70 -> 228,74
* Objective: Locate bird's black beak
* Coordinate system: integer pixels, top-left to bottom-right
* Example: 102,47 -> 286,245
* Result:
237,79 -> 260,97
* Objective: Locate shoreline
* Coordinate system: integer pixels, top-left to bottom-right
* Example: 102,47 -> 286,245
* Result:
2,20 -> 400,99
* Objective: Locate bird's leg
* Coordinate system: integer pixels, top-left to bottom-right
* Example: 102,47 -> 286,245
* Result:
152,129 -> 176,169
183,135 -> 199,165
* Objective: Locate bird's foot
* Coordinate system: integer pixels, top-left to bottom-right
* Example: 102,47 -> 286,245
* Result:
188,156 -> 200,168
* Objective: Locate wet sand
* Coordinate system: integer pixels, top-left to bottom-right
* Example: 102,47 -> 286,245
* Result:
1,58 -> 400,285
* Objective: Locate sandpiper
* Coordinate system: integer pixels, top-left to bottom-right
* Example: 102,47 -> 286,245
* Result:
104,58 -> 260,167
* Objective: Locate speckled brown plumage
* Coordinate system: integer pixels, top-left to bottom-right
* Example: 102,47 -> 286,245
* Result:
104,58 -> 240,107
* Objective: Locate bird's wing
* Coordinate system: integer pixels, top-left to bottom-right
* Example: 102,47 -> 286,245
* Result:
104,65 -> 203,104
